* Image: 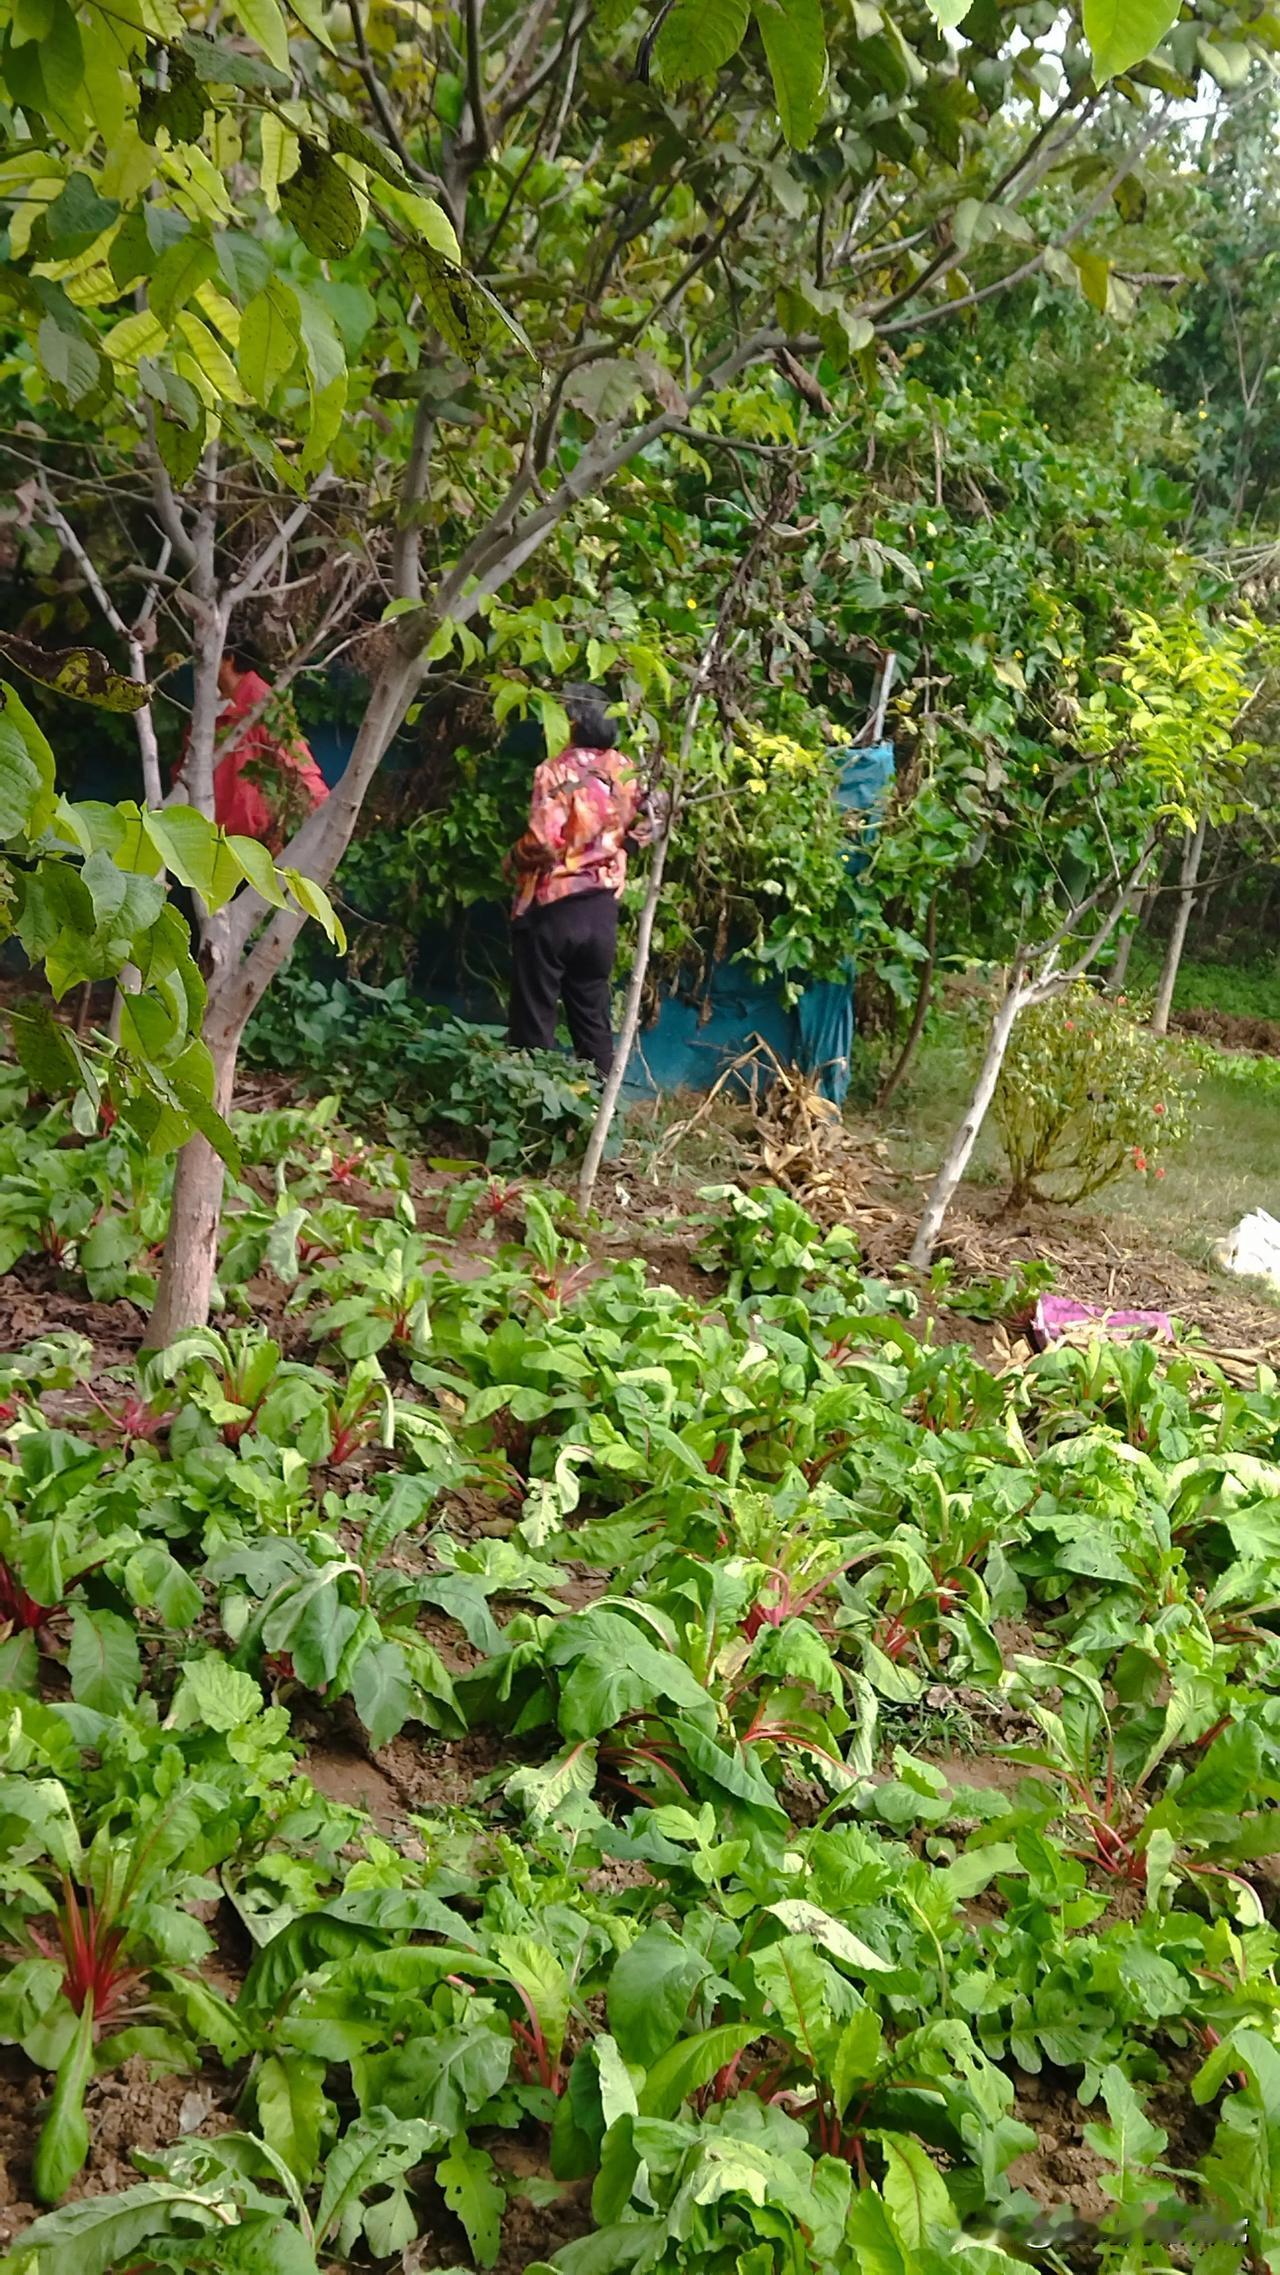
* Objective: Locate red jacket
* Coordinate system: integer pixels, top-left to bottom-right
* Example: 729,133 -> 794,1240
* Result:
178,671 -> 329,847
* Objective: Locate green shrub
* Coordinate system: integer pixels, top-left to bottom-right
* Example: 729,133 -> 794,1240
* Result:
992,983 -> 1195,1208
243,970 -> 599,1170
1179,1037 -> 1280,1095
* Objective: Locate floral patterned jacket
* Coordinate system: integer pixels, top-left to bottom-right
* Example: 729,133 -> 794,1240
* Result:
507,745 -> 655,916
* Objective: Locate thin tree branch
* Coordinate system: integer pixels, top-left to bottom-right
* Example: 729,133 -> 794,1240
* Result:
223,484 -> 331,609
880,113 -> 1169,338
464,0 -> 491,160
349,0 -> 446,192
143,407 -> 195,565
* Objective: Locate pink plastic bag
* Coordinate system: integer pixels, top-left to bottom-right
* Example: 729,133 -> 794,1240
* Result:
1032,1295 -> 1174,1351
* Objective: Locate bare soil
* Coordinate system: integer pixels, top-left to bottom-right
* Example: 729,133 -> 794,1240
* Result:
1005,2066 -> 1113,2227
0,2050 -> 237,2251
1172,1004 -> 1280,1057
415,2140 -> 595,2275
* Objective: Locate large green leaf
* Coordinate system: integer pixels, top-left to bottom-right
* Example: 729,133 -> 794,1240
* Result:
148,234 -> 217,328
67,1605 -> 141,1713
1083,0 -> 1181,80
256,2053 -> 326,2184
752,0 -> 827,148
358,2021 -> 512,2133
7,1000 -> 93,1097
143,808 -> 250,911
878,2133 -> 954,2248
637,2024 -> 756,2119
0,2181 -> 239,2275
436,2136 -> 504,2270
32,2001 -> 94,2206
347,1637 -> 413,1747
653,0 -> 750,82
606,1921 -> 712,2067
35,318 -> 104,408
314,2113 -> 440,2250
34,172 -> 119,257
0,678 -> 56,840
168,1664 -> 261,1739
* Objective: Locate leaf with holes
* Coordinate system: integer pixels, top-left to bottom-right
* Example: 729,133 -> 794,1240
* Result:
280,142 -> 362,257
437,2135 -> 504,2270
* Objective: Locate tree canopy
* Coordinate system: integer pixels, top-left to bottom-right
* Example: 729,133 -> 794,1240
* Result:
2,0 -> 1279,1317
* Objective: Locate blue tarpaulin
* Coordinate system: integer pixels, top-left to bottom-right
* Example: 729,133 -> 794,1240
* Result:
42,702 -> 897,1107
624,740 -> 894,1105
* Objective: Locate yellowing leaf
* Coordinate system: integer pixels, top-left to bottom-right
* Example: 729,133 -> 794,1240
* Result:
287,0 -> 337,49
372,176 -> 461,260
224,833 -> 290,906
176,310 -> 246,402
235,0 -> 290,70
194,280 -> 243,347
301,370 -> 346,473
238,276 -> 302,404
103,306 -> 166,367
0,634 -> 149,712
281,866 -> 346,948
260,111 -> 299,209
881,2136 -> 953,2249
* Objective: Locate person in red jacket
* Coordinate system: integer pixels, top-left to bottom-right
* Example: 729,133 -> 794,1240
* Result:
174,648 -> 329,851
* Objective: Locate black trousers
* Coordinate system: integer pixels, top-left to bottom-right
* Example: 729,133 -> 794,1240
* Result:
508,890 -> 618,1077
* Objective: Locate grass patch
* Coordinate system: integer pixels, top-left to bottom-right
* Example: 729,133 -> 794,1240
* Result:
877,1018 -> 1280,1284
1126,947 -> 1279,1023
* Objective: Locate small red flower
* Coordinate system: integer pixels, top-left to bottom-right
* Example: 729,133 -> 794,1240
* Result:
1132,1148 -> 1148,1172
1153,1102 -> 1165,1116
1155,1166 -> 1166,1180
1064,1019 -> 1075,1030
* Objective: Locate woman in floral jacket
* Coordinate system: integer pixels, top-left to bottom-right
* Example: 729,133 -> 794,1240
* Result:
505,690 -> 658,1078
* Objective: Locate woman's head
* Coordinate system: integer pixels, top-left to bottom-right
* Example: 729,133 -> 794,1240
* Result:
217,647 -> 253,700
564,684 -> 618,750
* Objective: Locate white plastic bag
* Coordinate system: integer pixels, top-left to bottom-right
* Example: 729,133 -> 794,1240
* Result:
1216,1209 -> 1280,1294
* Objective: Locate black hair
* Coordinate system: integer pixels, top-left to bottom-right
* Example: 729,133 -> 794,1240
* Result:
563,683 -> 618,750
223,606 -> 262,676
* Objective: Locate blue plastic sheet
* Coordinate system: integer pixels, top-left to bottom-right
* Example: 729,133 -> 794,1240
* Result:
790,741 -> 894,1105
626,741 -> 894,1103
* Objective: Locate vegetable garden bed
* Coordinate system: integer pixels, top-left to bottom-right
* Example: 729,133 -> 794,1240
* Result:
1,1076 -> 1279,2275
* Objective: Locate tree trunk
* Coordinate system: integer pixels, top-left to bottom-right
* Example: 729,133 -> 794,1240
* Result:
908,971 -> 1030,1269
145,661 -> 420,1341
878,893 -> 937,1109
1106,920 -> 1136,993
1151,813 -> 1208,1037
144,1005 -> 243,1348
